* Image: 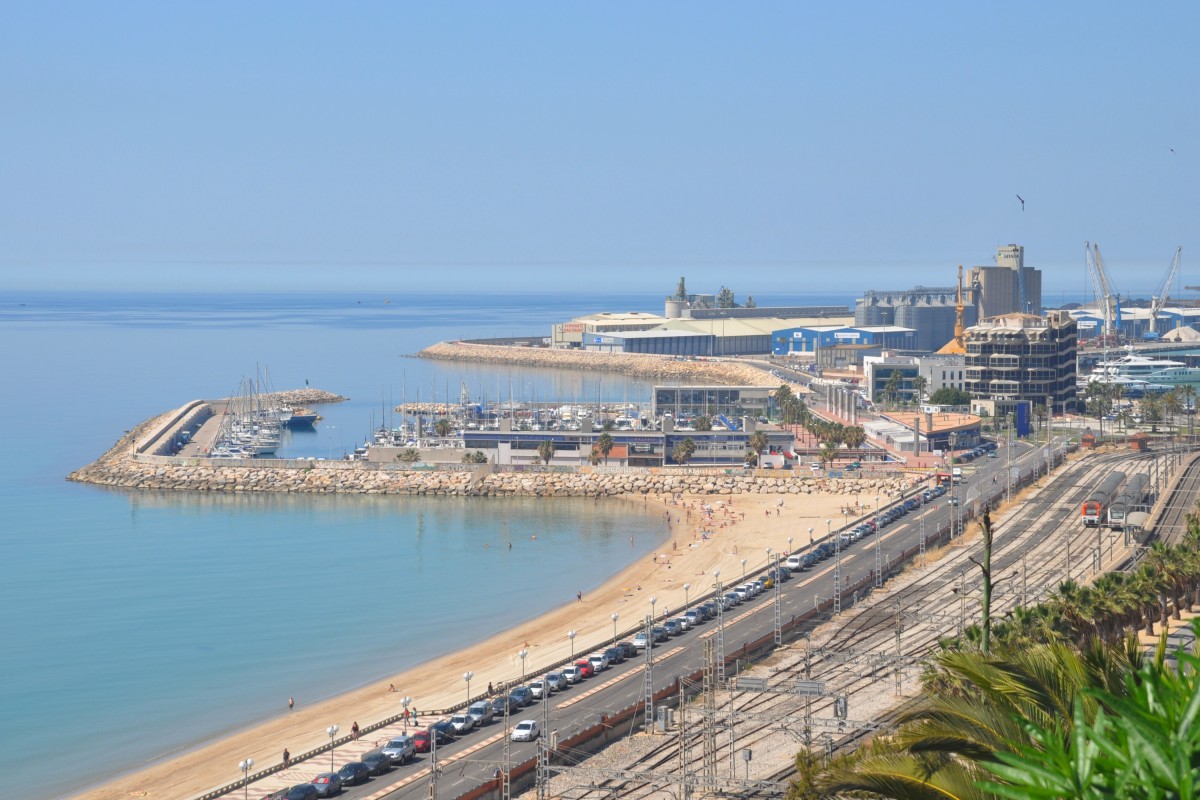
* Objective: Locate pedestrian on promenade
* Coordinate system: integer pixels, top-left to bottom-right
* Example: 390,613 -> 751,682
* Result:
403,708 -> 410,725
488,681 -> 494,694
283,748 -> 290,767
351,721 -> 360,740
411,708 -> 419,725
288,696 -> 294,711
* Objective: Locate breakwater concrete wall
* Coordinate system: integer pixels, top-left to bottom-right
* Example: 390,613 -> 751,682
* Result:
419,341 -> 776,386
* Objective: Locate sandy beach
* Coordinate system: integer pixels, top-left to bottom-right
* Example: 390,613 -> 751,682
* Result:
72,487 -> 881,800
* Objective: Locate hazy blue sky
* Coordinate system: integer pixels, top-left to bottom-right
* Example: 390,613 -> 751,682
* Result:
2,2 -> 1197,298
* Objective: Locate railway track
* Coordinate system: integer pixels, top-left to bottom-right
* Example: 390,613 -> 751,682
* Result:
538,450 -> 1168,800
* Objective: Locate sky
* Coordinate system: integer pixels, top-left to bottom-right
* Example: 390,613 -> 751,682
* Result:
1,2 -> 1197,298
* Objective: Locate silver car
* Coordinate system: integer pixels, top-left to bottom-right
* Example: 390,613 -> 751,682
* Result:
381,735 -> 415,764
449,713 -> 476,734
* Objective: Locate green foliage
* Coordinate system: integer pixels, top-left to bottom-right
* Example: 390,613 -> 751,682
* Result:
672,437 -> 696,466
693,415 -> 713,431
460,450 -> 488,464
595,432 -> 615,465
536,440 -> 555,465
929,387 -> 971,406
396,448 -> 421,463
434,417 -> 453,437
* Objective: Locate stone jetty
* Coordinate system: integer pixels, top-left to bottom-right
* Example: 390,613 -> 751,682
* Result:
419,341 -> 776,386
70,451 -> 910,498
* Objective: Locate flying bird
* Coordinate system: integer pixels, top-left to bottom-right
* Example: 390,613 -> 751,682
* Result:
1016,194 -> 1024,211
1170,148 -> 1176,154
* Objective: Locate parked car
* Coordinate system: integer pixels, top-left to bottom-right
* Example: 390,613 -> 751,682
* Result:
511,719 -> 540,741
528,678 -> 552,699
491,695 -> 517,717
468,700 -> 495,726
267,785 -> 319,800
449,713 -> 476,734
336,762 -> 371,787
510,686 -> 535,706
573,659 -> 595,678
311,773 -> 343,798
663,619 -> 683,636
651,625 -> 670,642
632,632 -> 652,650
685,609 -> 703,627
430,719 -> 458,742
361,751 -> 393,776
604,646 -> 626,664
587,652 -> 610,673
560,665 -> 584,683
413,727 -> 450,753
545,671 -> 569,691
672,615 -> 691,632
616,641 -> 639,658
381,735 -> 416,764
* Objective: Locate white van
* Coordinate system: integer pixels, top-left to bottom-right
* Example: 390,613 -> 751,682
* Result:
785,554 -> 803,570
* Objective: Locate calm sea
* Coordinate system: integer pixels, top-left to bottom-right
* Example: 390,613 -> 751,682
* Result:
0,289 -> 851,799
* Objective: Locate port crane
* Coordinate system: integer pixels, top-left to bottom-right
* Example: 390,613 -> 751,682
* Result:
1149,246 -> 1183,333
1086,241 -> 1120,343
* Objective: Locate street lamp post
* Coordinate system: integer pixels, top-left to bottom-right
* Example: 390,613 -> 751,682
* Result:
740,557 -> 747,583
326,724 -> 339,772
650,595 -> 657,620
567,630 -> 576,660
808,527 -> 814,553
611,612 -> 619,641
238,758 -> 254,800
463,671 -> 473,705
683,582 -> 691,611
401,696 -> 411,731
830,519 -> 841,615
518,649 -> 528,682
788,536 -> 794,556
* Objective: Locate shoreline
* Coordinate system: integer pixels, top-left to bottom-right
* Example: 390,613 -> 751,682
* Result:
68,486 -> 909,800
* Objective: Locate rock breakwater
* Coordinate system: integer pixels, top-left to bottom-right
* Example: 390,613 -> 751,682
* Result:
70,458 -> 910,497
419,341 -> 775,386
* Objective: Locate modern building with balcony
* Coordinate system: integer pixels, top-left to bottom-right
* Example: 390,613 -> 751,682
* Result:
964,310 -> 1077,419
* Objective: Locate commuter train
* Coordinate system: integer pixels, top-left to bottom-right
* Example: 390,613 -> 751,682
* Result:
1106,473 -> 1150,530
1081,471 -> 1126,527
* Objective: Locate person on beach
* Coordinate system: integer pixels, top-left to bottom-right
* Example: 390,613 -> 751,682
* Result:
577,590 -> 582,602
288,696 -> 294,711
388,683 -> 395,692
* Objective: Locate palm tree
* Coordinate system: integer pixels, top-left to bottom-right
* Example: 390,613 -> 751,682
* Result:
434,417 -> 453,437
595,432 -> 614,465
536,439 -> 555,465
1141,391 -> 1164,433
671,437 -> 696,466
694,415 -> 713,431
749,431 -> 769,460
1180,384 -> 1197,437
843,425 -> 868,450
1163,389 -> 1183,433
912,375 -> 929,404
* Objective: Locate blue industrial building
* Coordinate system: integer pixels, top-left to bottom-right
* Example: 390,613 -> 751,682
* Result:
771,325 -> 917,356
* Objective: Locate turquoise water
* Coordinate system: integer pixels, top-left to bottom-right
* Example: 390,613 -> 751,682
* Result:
0,291 -> 699,799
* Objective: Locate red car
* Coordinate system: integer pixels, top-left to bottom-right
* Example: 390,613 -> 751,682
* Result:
412,727 -> 451,753
573,659 -> 595,678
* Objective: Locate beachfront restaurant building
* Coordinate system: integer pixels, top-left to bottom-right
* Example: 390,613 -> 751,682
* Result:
459,419 -> 795,468
579,315 -> 856,357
